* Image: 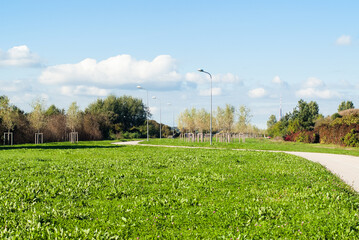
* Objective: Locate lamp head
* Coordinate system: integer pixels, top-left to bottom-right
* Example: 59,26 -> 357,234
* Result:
198,69 -> 204,72
136,85 -> 142,89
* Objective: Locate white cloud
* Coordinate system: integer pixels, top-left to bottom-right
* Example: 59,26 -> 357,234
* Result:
248,88 -> 267,98
0,45 -> 41,67
0,79 -> 32,92
296,77 -> 338,99
185,72 -> 241,85
295,88 -> 339,99
199,87 -> 222,96
336,35 -> 351,45
60,85 -> 110,97
303,77 -> 324,88
272,75 -> 282,84
39,54 -> 181,89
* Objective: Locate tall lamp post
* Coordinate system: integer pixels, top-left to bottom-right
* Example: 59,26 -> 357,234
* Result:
152,96 -> 162,139
198,69 -> 213,145
137,85 -> 149,141
167,103 -> 175,136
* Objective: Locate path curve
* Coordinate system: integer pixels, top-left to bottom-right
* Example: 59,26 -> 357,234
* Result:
112,141 -> 359,192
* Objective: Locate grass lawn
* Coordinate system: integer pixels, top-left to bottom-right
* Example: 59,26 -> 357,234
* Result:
141,138 -> 359,156
1,141 -> 359,238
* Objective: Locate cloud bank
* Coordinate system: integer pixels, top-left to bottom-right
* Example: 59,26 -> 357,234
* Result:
39,54 -> 182,89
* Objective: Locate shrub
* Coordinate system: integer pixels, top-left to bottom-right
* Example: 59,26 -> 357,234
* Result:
342,129 -> 359,147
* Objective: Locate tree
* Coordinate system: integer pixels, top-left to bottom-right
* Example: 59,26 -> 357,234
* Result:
292,99 -> 319,130
215,104 -> 235,133
177,108 -> 196,133
195,108 -> 210,133
267,114 -> 277,129
338,101 -> 355,112
28,99 -> 46,133
86,95 -> 147,134
236,105 -> 252,133
66,102 -> 81,132
45,104 -> 63,116
0,96 -> 19,134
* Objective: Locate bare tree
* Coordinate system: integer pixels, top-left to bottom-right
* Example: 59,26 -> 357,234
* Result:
236,105 -> 252,133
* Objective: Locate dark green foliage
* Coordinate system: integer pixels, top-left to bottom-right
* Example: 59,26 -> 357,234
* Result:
45,104 -> 64,116
338,101 -> 355,112
267,100 -> 319,138
331,112 -> 342,120
86,95 -> 147,138
342,129 -> 359,147
1,142 -> 359,238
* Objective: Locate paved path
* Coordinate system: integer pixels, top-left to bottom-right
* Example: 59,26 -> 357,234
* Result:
112,141 -> 359,192
285,151 -> 359,192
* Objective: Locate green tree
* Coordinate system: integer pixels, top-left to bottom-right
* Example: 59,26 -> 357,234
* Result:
267,114 -> 277,129
45,104 -> 63,116
292,99 -> 319,130
338,101 -> 355,112
86,95 -> 147,138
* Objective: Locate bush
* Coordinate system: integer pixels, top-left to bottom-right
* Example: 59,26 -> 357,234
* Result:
331,113 -> 342,120
342,129 -> 359,147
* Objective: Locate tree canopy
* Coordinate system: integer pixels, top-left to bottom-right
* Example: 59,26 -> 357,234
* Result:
338,101 -> 355,112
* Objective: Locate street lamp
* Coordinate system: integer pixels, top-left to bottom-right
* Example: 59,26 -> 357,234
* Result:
137,85 -> 149,141
198,68 -> 213,145
152,96 -> 162,139
167,103 -> 175,136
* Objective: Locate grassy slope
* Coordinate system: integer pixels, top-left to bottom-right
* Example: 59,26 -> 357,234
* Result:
141,138 -> 359,156
1,141 -> 359,238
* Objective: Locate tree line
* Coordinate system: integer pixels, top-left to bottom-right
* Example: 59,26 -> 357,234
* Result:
177,104 -> 263,135
0,95 -> 171,144
267,100 -> 358,146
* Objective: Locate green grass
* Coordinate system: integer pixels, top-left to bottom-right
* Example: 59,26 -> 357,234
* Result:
1,141 -> 359,238
141,138 -> 359,156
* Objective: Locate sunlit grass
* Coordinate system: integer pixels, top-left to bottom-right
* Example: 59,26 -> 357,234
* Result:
141,137 -> 359,156
1,141 -> 359,238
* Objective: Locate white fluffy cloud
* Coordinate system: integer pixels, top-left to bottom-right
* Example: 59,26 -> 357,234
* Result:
248,88 -> 267,98
61,85 -> 110,97
272,75 -> 282,84
296,88 -> 338,99
296,77 -> 338,99
199,87 -> 222,96
39,54 -> 181,89
336,35 -> 352,45
0,45 -> 41,67
303,77 -> 324,88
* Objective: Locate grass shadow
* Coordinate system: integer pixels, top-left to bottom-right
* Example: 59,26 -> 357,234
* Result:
0,144 -> 124,151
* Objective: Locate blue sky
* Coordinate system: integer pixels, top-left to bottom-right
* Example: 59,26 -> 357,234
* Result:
0,1 -> 358,128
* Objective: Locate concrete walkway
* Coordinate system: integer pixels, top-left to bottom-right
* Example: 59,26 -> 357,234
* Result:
112,141 -> 359,192
285,151 -> 359,192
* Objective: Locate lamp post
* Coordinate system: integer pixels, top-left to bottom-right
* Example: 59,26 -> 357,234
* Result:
167,103 -> 175,136
198,69 -> 213,145
137,85 -> 149,141
152,96 -> 162,139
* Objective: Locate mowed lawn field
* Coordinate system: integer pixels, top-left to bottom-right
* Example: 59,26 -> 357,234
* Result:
1,141 -> 359,239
